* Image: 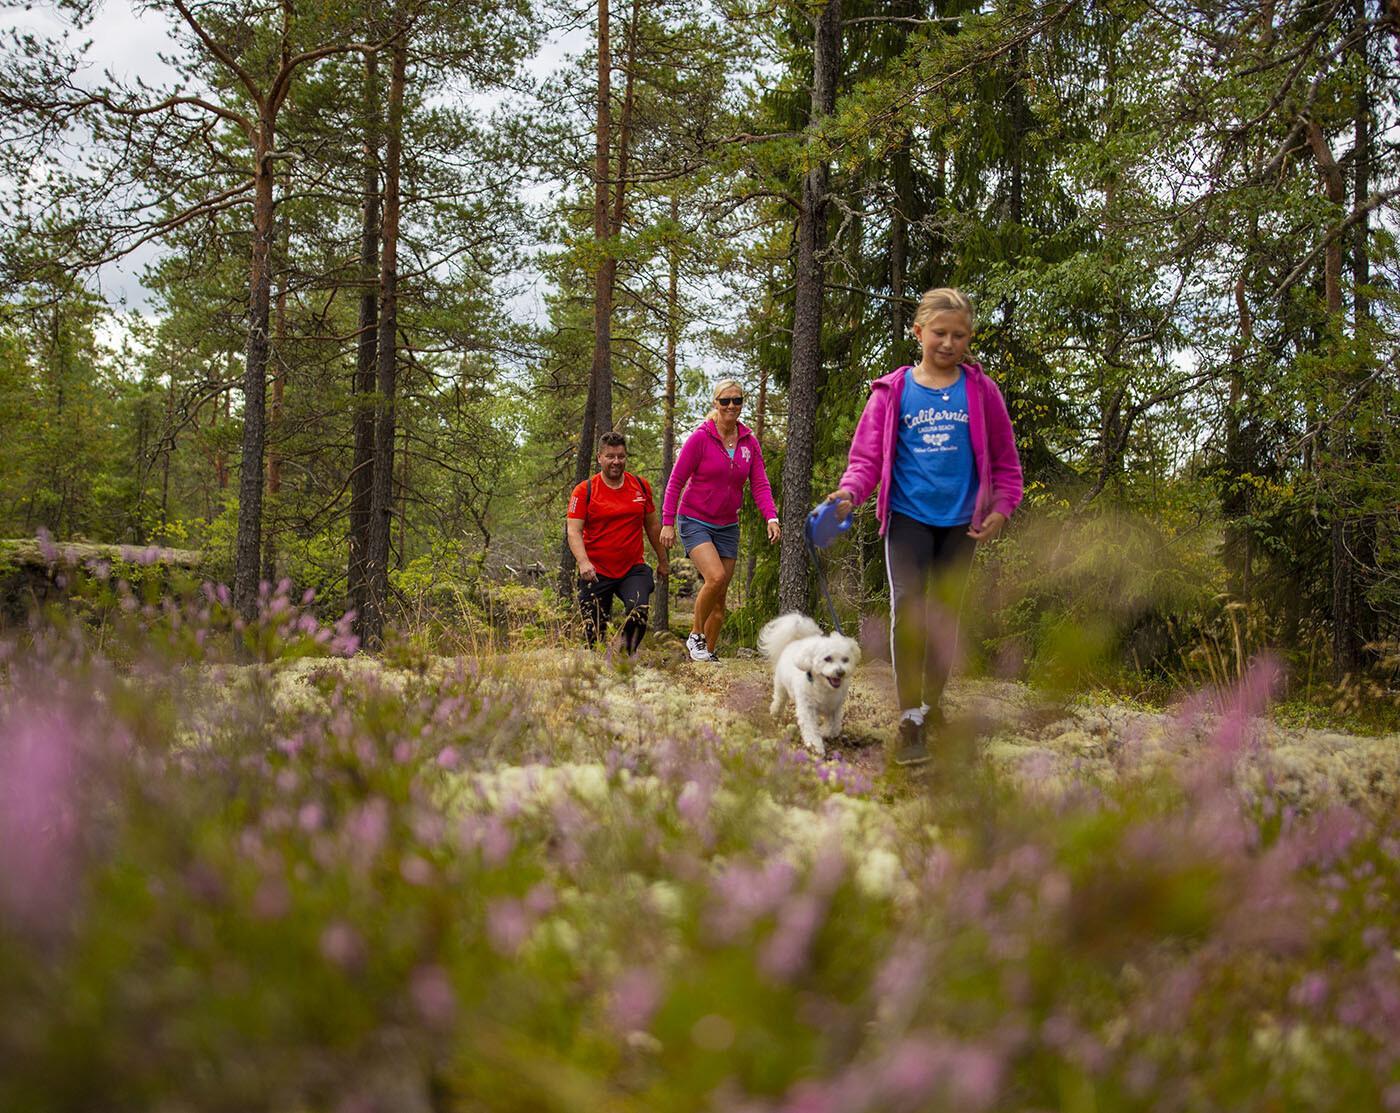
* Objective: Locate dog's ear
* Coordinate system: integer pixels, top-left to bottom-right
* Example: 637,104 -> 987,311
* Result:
789,638 -> 817,673
845,637 -> 862,666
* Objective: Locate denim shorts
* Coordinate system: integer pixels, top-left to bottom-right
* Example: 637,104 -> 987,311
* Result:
677,515 -> 740,560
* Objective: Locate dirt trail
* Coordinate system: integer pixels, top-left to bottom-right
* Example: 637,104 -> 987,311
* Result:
667,654 -> 1400,816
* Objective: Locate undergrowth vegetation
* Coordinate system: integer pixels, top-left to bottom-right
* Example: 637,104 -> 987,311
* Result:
2,565 -> 1399,1112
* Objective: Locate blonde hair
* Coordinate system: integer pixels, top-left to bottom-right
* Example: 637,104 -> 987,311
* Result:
912,287 -> 975,331
706,378 -> 744,423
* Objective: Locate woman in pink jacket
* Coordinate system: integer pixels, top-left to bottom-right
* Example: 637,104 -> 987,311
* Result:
660,379 -> 781,662
827,289 -> 1023,766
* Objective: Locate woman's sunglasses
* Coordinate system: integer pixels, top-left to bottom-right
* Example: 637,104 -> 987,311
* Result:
717,396 -> 743,407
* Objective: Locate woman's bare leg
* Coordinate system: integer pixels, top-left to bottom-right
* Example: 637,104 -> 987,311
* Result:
689,544 -> 736,651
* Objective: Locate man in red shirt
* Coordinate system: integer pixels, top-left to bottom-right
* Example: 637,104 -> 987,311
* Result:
566,432 -> 669,653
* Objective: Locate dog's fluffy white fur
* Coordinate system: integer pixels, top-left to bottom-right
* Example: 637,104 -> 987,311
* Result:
758,612 -> 861,756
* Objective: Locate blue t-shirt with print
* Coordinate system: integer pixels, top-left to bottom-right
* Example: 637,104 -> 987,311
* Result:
888,368 -> 979,527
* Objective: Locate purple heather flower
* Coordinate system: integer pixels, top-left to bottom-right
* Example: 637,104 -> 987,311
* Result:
677,780 -> 712,827
779,1080 -> 839,1113
410,964 -> 457,1028
881,1037 -> 941,1104
344,798 -> 390,864
707,858 -> 797,941
0,705 -> 80,931
875,938 -> 928,1003
1291,972 -> 1330,1011
400,854 -> 434,886
320,920 -> 367,970
759,893 -> 823,981
524,881 -> 556,916
35,527 -> 57,563
252,876 -> 291,920
609,967 -> 661,1032
486,898 -> 531,955
947,1045 -> 1005,1109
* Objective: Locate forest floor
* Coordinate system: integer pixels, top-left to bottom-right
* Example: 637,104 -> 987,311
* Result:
249,640 -> 1400,820
657,651 -> 1400,817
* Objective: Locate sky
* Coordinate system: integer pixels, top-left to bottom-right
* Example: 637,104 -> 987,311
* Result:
12,0 -> 588,322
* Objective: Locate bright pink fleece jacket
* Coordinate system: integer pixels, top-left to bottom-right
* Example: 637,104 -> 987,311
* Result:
662,420 -> 778,527
838,363 -> 1024,536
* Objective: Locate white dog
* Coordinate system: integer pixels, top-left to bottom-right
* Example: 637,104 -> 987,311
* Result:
758,612 -> 861,756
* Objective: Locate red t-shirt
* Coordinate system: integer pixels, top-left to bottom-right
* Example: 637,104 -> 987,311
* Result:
567,473 -> 655,581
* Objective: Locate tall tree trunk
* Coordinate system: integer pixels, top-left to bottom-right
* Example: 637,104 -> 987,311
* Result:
886,0 -> 916,351
778,0 -> 841,614
889,141 -> 912,351
216,355 -> 232,496
559,0 -> 612,598
581,0 -> 639,470
656,192 -> 681,634
160,375 -> 174,544
233,122 -> 277,617
1351,0 -> 1378,653
348,47 -> 381,622
397,421 -> 409,570
744,361 -> 769,596
362,33 -> 407,649
560,0 -> 641,595
1307,122 -> 1361,677
1352,0 -> 1371,328
578,0 -> 613,480
1223,267 -> 1254,600
264,208 -> 289,585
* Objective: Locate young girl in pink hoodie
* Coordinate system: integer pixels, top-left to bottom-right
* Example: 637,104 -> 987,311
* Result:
660,379 -> 781,661
827,289 -> 1023,766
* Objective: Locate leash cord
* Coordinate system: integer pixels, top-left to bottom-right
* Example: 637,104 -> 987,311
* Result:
804,530 -> 845,637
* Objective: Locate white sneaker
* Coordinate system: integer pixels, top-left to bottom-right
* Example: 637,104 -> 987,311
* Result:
687,633 -> 710,661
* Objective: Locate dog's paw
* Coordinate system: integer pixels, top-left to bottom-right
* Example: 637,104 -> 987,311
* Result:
801,736 -> 826,758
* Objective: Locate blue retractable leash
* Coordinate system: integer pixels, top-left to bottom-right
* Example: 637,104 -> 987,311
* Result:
804,499 -> 853,635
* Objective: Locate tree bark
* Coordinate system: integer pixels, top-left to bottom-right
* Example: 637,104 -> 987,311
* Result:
887,0 -> 916,350
348,46 -> 381,623
889,141 -> 912,350
561,0 -> 641,595
232,121 -> 277,617
263,197 -> 289,585
1348,0 -> 1378,655
361,31 -> 407,649
1307,121 -> 1361,677
1223,265 -> 1254,600
778,0 -> 841,614
656,191 -> 681,634
744,361 -> 769,596
579,0 -> 613,479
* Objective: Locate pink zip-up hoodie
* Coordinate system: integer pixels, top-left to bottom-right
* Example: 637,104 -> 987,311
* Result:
662,420 -> 778,527
838,363 -> 1024,535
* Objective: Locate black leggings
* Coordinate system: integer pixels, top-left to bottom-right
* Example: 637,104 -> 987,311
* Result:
578,562 -> 655,653
884,511 -> 977,715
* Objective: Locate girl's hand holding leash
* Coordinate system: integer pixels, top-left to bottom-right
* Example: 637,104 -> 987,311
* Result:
767,519 -> 782,543
659,525 -> 675,549
967,511 -> 1007,542
825,488 -> 855,522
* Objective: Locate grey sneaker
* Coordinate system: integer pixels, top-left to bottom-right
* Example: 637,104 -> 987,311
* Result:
894,718 -> 930,767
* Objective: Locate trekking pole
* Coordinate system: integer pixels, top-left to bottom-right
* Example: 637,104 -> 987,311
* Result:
804,499 -> 853,636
